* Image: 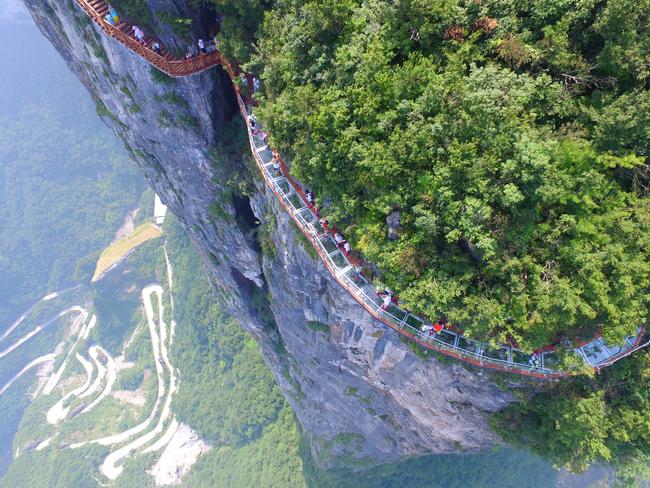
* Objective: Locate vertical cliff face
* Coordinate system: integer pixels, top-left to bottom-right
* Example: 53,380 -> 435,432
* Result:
24,0 -> 517,468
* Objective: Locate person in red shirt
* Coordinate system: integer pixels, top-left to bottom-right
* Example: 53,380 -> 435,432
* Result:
433,322 -> 444,334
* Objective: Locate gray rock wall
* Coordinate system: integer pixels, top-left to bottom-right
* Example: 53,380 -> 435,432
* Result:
24,0 -> 516,468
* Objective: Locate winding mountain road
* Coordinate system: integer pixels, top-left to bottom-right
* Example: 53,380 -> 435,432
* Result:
99,284 -> 177,479
0,353 -> 57,396
80,346 -> 116,414
0,287 -> 80,343
42,313 -> 93,396
0,307 -> 87,360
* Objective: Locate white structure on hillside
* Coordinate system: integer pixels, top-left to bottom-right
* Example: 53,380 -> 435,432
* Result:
153,194 -> 168,226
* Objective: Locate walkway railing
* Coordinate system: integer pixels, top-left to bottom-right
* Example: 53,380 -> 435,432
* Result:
72,0 -> 650,379
236,99 -> 647,378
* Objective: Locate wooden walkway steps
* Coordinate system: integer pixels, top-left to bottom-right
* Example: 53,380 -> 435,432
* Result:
73,0 -> 222,77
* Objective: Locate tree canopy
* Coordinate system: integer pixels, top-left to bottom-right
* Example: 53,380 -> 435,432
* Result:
207,1 -> 650,475
219,0 -> 650,351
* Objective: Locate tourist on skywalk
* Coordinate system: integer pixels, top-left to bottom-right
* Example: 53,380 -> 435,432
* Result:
271,155 -> 281,177
305,190 -> 315,206
247,114 -> 257,131
253,77 -> 260,93
529,354 -> 541,368
132,25 -> 146,44
319,218 -> 330,237
378,290 -> 393,311
353,265 -> 363,282
246,112 -> 261,135
433,322 -> 444,334
343,241 -> 351,256
198,38 -> 206,54
205,39 -> 217,53
106,4 -> 119,24
334,232 -> 345,246
151,41 -> 161,54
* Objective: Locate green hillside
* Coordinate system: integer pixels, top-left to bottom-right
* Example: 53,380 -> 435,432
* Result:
0,21 -> 143,476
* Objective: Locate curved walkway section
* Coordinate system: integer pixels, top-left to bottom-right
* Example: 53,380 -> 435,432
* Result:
72,0 -> 221,77
236,96 -> 648,379
71,1 -> 649,379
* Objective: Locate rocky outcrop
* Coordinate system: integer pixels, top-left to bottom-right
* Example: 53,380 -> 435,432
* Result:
386,210 -> 402,241
24,0 -> 516,468
148,423 -> 211,485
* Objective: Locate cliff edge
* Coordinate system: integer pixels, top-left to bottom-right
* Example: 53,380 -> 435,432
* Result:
24,0 -> 515,468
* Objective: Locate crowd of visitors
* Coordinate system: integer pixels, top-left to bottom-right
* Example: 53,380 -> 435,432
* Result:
102,5 -> 223,62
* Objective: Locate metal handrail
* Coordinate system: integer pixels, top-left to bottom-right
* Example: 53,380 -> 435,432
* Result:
239,103 -> 648,379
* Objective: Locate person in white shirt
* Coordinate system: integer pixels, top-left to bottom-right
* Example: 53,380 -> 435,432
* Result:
271,155 -> 281,177
132,26 -> 146,44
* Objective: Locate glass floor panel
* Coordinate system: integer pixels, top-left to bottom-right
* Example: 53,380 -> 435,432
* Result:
542,352 -> 561,369
288,193 -> 305,210
342,268 -> 367,288
580,340 -> 612,365
330,252 -> 348,269
483,347 -> 510,362
340,274 -> 363,294
321,238 -> 339,253
604,343 -> 624,356
277,179 -> 291,194
457,336 -> 480,354
296,207 -> 318,224
359,285 -> 382,308
381,310 -> 403,328
385,305 -> 407,323
405,314 -> 424,329
257,148 -> 274,163
436,330 -> 457,346
512,349 -> 532,365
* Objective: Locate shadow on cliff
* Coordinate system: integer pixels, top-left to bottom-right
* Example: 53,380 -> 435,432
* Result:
298,434 -> 561,488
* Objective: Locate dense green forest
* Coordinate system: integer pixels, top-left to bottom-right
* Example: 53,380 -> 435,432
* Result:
250,0 -> 649,352
206,0 -> 650,478
0,24 -> 142,323
0,20 -> 141,477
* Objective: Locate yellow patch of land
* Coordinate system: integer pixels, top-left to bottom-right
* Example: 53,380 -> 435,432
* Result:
92,223 -> 161,282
